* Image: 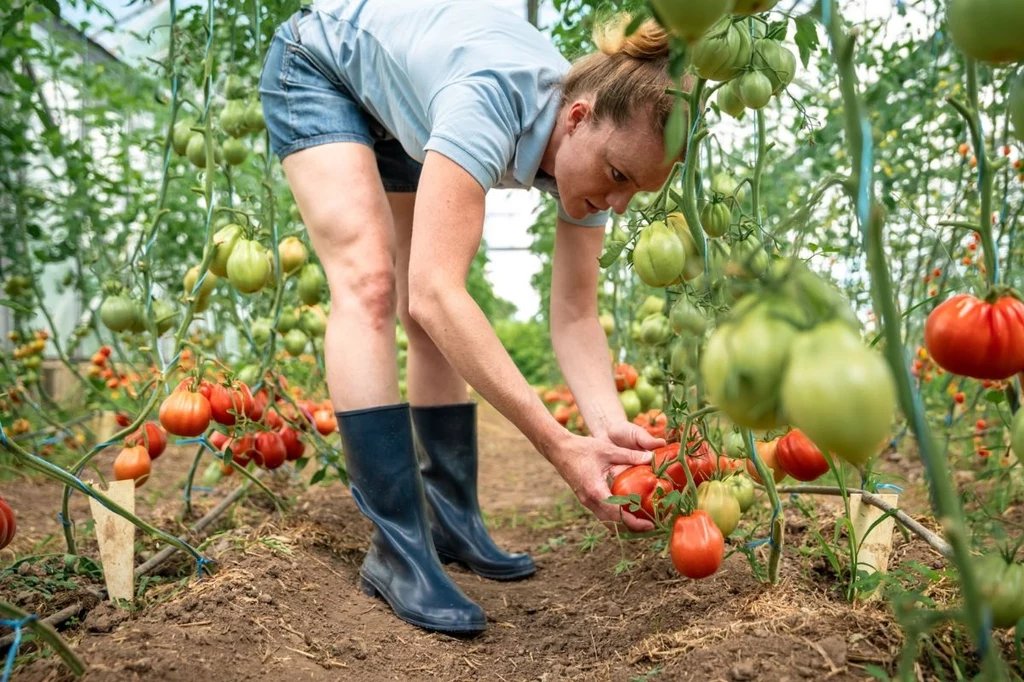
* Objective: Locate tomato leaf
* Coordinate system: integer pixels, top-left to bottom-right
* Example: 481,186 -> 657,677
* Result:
0,299 -> 32,314
606,495 -> 634,506
984,390 -> 1006,405
793,16 -> 820,68
599,240 -> 627,269
38,0 -> 60,17
309,467 -> 327,485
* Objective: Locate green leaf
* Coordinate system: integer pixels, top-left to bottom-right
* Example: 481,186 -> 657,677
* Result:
985,390 -> 1006,405
663,93 -> 688,166
599,239 -> 627,269
606,495 -> 633,506
309,467 -> 327,485
794,16 -> 820,68
38,0 -> 61,17
0,299 -> 32,314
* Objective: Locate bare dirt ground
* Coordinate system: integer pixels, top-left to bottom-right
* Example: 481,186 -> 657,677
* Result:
3,403 -> 1012,681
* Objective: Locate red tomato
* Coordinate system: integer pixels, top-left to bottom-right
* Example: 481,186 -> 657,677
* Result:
99,345 -> 113,357
976,419 -> 987,431
209,430 -> 231,451
279,425 -> 305,461
250,389 -> 268,422
114,412 -> 132,428
295,399 -> 318,430
775,429 -> 830,482
130,422 -> 168,460
634,410 -> 667,439
264,408 -> 284,430
313,409 -> 337,435
0,495 -> 16,551
227,434 -> 255,466
933,268 -> 942,277
209,384 -> 249,426
670,511 -> 724,579
114,445 -> 152,488
924,294 -> 1024,380
954,392 -> 965,404
553,404 -> 572,425
159,389 -> 212,437
253,432 -> 287,470
614,363 -> 639,392
610,465 -> 675,521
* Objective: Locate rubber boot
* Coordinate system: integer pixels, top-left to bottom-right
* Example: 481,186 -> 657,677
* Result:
411,403 -> 536,581
336,403 -> 487,636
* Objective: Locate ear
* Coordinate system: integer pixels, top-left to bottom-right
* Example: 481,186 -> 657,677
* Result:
565,99 -> 593,135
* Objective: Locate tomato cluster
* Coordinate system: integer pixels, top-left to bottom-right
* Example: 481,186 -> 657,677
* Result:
6,329 -> 48,386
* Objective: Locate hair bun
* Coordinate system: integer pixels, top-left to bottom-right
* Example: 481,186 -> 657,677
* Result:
594,15 -> 670,60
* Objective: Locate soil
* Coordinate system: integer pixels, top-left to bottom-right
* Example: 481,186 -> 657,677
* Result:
0,403 -> 1009,682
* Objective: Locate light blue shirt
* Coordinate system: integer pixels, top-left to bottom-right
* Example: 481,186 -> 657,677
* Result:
306,0 -> 610,227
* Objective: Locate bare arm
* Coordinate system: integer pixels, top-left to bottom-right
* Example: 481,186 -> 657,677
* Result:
550,219 -> 665,450
407,152 -> 569,461
408,153 -> 654,531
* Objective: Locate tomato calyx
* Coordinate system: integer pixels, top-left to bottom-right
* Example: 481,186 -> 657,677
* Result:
982,285 -> 1023,305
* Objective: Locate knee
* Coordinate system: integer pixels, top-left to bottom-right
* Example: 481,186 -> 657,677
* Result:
338,266 -> 397,332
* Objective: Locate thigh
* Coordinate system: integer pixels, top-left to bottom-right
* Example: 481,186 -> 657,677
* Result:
259,13 -> 375,162
283,143 -> 395,282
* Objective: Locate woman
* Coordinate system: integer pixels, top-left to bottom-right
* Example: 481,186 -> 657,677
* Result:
259,0 -> 679,636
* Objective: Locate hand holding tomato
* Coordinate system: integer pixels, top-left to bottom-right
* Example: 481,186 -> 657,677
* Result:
549,431 -> 656,533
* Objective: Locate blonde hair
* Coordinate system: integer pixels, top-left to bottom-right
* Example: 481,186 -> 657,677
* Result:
562,15 -> 682,138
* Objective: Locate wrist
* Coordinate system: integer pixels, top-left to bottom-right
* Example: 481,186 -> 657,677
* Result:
533,419 -> 573,465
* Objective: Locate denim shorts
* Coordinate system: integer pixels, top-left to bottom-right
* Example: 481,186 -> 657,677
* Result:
258,8 -> 423,192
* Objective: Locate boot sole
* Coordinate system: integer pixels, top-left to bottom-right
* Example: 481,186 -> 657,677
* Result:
437,551 -> 537,581
359,574 -> 487,636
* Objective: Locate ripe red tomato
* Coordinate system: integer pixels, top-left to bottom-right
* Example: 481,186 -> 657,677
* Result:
313,409 -> 337,435
924,294 -> 1024,380
130,422 -> 168,460
295,399 -> 318,430
279,425 -> 305,461
0,495 -> 17,551
775,429 -> 830,482
264,408 -> 284,430
634,410 -> 668,439
610,465 -> 675,521
227,433 -> 255,466
976,419 -> 987,431
670,510 -> 724,579
209,430 -> 230,451
250,389 -> 268,422
209,383 -> 253,426
114,445 -> 152,488
159,389 -> 212,437
253,432 -> 287,470
614,363 -> 639,392
954,392 -> 965,404
553,404 -> 572,425
114,412 -> 132,428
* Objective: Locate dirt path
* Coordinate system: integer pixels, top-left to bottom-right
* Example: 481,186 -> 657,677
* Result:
9,404 -> 926,681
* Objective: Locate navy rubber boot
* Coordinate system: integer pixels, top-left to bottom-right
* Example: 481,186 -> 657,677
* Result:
411,403 -> 536,581
336,403 -> 487,636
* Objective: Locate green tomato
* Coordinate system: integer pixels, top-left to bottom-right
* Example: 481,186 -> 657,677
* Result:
99,296 -> 138,332
226,239 -> 272,294
700,298 -> 796,429
283,328 -> 309,357
619,389 -> 642,421
697,480 -> 741,536
650,0 -> 735,42
974,553 -> 1024,628
638,294 -> 666,320
726,475 -> 755,513
701,201 -> 732,239
297,264 -> 326,306
737,71 -> 773,110
634,221 -> 686,288
946,0 -> 1024,65
780,321 -> 897,467
670,296 -> 707,336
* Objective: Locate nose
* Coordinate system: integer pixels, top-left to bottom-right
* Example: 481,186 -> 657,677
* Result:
607,190 -> 634,215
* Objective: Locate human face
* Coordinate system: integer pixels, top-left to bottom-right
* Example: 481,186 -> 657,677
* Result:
551,100 -> 675,221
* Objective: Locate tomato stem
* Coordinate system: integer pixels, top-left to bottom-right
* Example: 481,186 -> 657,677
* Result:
742,429 -> 783,584
822,4 -> 1003,672
0,601 -> 85,677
